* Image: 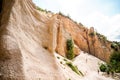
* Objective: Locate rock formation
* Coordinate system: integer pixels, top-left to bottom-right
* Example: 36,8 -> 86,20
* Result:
54,14 -> 112,61
0,0 -> 65,79
0,0 -> 113,79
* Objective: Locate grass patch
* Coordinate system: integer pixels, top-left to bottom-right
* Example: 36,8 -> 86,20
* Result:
63,58 -> 67,61
36,6 -> 52,14
57,56 -> 60,59
66,62 -> 84,76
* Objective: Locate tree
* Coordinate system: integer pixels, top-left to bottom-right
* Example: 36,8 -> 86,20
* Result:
66,39 -> 75,60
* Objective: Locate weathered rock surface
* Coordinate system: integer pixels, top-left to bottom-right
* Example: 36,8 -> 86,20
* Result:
55,15 -> 112,61
0,0 -> 65,79
0,0 -> 113,79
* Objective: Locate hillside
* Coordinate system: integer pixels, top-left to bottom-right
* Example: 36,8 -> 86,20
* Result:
0,0 -> 118,80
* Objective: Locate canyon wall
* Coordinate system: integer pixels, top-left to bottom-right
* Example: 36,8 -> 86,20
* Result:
0,0 -> 112,79
54,14 -> 112,61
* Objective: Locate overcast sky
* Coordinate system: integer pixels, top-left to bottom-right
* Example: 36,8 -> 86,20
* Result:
33,0 -> 120,41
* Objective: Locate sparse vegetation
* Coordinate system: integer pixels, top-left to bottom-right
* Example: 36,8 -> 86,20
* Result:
60,61 -> 63,64
111,41 -> 120,51
63,58 -> 67,61
89,32 -> 95,37
58,11 -> 78,24
111,43 -> 118,51
109,51 -> 120,73
99,63 -> 107,72
66,39 -> 75,60
96,32 -> 107,41
58,11 -> 64,16
57,56 -> 60,59
37,6 -> 52,13
79,22 -> 84,26
37,6 -> 45,12
66,62 -> 84,76
99,51 -> 120,74
58,12 -> 71,19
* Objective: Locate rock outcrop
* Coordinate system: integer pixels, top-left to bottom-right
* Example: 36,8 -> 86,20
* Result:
0,0 -> 113,79
0,0 -> 65,79
54,15 -> 112,61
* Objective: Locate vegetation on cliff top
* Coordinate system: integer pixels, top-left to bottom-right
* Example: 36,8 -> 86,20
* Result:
111,41 -> 120,51
37,6 -> 52,13
96,32 -> 107,41
89,32 -> 96,37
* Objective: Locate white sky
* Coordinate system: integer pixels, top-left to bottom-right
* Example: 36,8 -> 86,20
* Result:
33,0 -> 120,41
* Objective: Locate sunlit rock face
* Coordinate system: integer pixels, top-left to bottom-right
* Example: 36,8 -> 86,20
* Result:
0,0 -> 65,79
0,0 -> 112,79
55,15 -> 112,61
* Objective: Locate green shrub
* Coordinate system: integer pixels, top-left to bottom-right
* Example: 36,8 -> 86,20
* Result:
58,11 -> 64,16
37,6 -> 45,12
99,51 -> 120,74
111,41 -> 120,51
58,12 -> 73,21
102,36 -> 107,41
117,42 -> 120,47
111,43 -> 118,51
99,63 -> 107,72
37,6 -> 52,13
109,51 -> 120,73
66,39 -> 75,60
89,32 -> 95,37
111,43 -> 117,48
96,32 -> 107,41
66,62 -> 84,76
57,56 -> 60,59
63,58 -> 67,61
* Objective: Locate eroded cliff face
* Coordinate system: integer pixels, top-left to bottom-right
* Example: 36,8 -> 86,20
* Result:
0,0 -> 112,80
54,15 -> 112,62
0,0 -> 65,80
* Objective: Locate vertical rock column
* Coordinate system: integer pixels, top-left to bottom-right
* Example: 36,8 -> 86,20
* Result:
47,16 -> 58,53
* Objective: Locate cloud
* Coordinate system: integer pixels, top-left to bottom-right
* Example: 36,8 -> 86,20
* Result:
80,12 -> 120,41
33,0 -> 120,41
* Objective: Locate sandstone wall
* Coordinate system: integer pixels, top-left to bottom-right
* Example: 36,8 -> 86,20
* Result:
54,15 -> 112,62
0,0 -> 112,79
0,0 -> 65,79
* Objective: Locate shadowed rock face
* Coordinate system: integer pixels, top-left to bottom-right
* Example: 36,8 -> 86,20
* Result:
0,0 -> 3,13
0,0 -> 113,79
0,0 -> 4,25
